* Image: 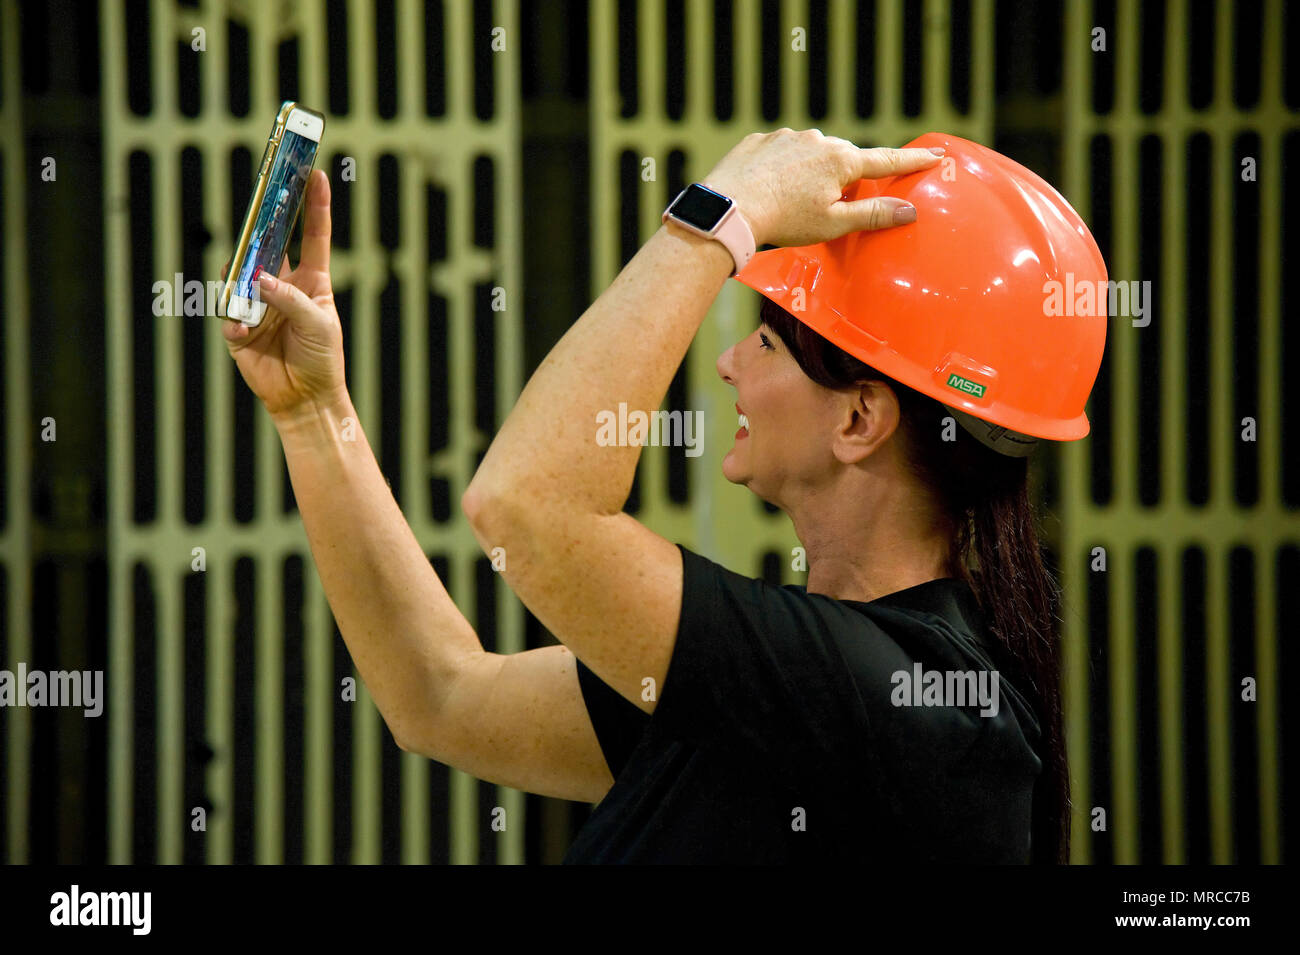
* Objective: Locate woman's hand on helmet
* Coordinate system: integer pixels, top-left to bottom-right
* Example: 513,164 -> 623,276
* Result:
701,128 -> 944,248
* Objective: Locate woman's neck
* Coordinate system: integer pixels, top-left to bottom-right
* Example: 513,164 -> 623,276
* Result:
787,480 -> 952,603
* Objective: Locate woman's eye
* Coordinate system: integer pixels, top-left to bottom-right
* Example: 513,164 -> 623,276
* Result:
759,333 -> 774,350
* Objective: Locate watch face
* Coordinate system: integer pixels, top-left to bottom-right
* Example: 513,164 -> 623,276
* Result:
670,184 -> 732,231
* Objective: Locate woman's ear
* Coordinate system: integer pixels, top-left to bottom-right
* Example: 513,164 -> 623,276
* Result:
831,380 -> 900,465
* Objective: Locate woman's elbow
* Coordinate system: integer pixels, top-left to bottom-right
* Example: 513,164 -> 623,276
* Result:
461,481 -> 525,538
460,482 -> 496,533
460,482 -> 488,527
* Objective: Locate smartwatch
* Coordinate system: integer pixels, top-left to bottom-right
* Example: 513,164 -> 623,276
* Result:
662,183 -> 756,276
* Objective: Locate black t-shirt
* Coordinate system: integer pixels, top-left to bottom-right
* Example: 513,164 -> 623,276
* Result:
562,544 -> 1044,864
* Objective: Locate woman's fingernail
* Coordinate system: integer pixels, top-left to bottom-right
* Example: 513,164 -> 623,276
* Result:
258,273 -> 276,291
928,147 -> 946,156
893,204 -> 917,225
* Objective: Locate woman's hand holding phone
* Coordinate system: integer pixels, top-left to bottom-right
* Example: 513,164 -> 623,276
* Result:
222,169 -> 349,429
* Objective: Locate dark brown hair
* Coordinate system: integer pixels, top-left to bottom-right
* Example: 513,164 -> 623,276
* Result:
760,296 -> 1070,864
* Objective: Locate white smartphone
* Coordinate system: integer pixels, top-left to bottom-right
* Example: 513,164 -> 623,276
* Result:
218,101 -> 325,326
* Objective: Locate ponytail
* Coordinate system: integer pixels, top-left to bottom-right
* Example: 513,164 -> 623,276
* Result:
953,451 -> 1069,864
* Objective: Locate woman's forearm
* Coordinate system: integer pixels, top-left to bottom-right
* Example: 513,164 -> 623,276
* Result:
274,396 -> 483,749
464,222 -> 733,519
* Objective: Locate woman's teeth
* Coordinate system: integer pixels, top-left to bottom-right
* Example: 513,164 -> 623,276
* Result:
738,413 -> 749,430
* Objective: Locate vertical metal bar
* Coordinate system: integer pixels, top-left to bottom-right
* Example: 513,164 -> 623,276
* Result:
828,0 -> 853,122
254,552 -> 283,863
875,0 -> 901,124
589,0 -> 617,295
397,6 -> 428,537
1206,541 -> 1230,861
735,0 -> 760,124
1060,541 -> 1091,865
1255,539 -> 1279,863
199,0 -> 235,868
684,0 -> 708,123
1110,2 -> 1137,510
1160,6 -> 1188,508
636,0 -> 669,529
1253,0 -> 1283,865
1157,543 -> 1185,862
441,0 -> 477,867
492,0 -> 526,865
206,555 -> 232,864
304,563 -> 331,863
223,3 -> 287,868
684,0 -> 721,561
781,0 -> 809,122
247,4 -> 287,866
1205,0 -> 1235,863
1156,0 -> 1189,864
396,0 -> 432,866
640,0 -> 665,121
969,0 -> 993,126
1107,0 -> 1140,864
1108,536 -> 1137,862
149,0 -> 185,864
1,0 -> 33,866
100,0 -> 136,865
444,149 -> 477,866
923,0 -> 950,120
1059,0 -> 1093,865
157,549 -> 183,865
345,0 -> 382,864
296,0 -> 334,869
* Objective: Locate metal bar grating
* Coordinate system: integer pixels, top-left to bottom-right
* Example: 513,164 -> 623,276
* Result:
96,0 -> 524,864
1060,0 -> 1294,863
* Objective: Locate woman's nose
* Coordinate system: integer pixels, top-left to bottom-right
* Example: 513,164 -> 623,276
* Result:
716,343 -> 737,383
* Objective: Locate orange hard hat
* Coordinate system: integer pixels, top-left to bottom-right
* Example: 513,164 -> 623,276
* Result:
733,131 -> 1107,448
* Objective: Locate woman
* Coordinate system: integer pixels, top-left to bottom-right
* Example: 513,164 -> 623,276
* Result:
224,128 -> 1106,864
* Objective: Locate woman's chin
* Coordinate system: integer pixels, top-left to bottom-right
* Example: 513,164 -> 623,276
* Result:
720,450 -> 746,486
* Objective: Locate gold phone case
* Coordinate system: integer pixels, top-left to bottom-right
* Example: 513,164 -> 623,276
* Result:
218,101 -> 324,321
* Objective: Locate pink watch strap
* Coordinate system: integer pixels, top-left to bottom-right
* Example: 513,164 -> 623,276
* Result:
713,204 -> 756,275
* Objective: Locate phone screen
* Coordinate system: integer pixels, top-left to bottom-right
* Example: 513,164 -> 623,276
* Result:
233,127 -> 319,301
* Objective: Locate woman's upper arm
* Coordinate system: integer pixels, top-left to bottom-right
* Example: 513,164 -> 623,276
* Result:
462,503 -> 685,715
401,644 -> 616,804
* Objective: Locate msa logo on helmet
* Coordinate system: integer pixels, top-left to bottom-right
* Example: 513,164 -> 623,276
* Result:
945,373 -> 986,398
